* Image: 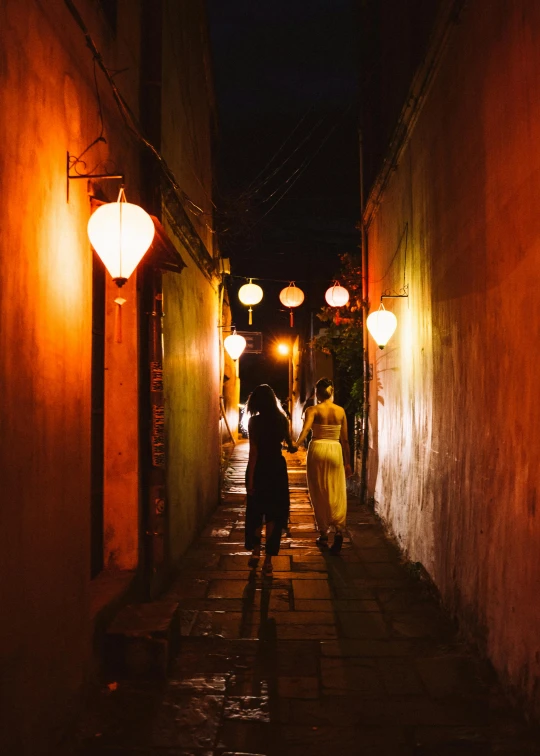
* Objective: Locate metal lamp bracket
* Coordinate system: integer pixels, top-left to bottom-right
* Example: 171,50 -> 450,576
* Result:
66,150 -> 123,201
381,284 -> 409,302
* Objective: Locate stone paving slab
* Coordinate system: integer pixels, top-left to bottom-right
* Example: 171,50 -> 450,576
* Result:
71,441 -> 540,756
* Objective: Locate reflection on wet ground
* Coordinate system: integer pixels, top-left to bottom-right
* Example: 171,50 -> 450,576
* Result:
73,442 -> 540,755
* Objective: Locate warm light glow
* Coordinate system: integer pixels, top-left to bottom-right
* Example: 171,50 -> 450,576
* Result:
224,329 -> 247,360
277,342 -> 290,356
279,283 -> 305,309
325,282 -> 350,307
238,279 -> 263,306
367,303 -> 398,348
87,188 -> 155,285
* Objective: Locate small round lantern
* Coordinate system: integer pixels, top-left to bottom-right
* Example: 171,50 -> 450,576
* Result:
238,278 -> 263,325
325,281 -> 350,308
87,187 -> 155,287
224,328 -> 247,361
366,303 -> 397,349
279,282 -> 304,327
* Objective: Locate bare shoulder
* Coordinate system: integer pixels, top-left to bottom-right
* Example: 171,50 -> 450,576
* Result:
305,405 -> 317,416
335,404 -> 347,421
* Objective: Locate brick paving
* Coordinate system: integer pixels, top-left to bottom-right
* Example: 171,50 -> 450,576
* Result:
74,441 -> 540,755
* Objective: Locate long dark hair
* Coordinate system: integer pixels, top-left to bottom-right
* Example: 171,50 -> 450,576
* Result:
246,384 -> 288,434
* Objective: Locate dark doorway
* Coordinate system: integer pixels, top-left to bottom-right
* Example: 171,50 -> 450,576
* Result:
91,252 -> 106,578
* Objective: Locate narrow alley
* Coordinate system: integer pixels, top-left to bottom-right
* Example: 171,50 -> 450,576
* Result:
73,444 -> 540,756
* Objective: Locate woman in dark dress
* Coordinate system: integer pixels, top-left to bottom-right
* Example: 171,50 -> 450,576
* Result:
245,384 -> 296,575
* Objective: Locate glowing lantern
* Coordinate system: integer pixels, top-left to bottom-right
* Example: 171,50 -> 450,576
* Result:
238,278 -> 263,324
366,303 -> 397,349
224,329 -> 246,361
325,282 -> 350,307
87,187 -> 155,287
279,282 -> 304,327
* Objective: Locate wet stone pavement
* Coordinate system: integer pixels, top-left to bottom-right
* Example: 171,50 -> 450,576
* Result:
75,442 -> 540,755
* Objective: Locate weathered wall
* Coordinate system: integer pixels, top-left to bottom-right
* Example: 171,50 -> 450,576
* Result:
160,0 -> 221,562
366,0 -> 540,718
103,274 -> 140,570
0,1 -> 144,751
163,262 -> 221,561
221,295 -> 240,443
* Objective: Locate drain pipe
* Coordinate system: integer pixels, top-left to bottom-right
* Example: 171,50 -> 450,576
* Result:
359,128 -> 370,506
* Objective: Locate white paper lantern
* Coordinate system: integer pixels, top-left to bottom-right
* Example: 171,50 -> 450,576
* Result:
238,279 -> 263,324
224,329 -> 246,360
279,283 -> 304,326
366,303 -> 397,349
87,187 -> 155,286
325,282 -> 350,307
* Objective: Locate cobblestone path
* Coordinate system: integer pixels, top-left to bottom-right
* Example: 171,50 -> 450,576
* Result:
75,442 -> 540,755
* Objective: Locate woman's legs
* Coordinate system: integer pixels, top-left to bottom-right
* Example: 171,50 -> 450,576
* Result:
245,495 -> 263,552
329,527 -> 343,554
263,518 -> 284,574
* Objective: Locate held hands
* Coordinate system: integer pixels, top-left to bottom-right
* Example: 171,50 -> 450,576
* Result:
287,444 -> 298,454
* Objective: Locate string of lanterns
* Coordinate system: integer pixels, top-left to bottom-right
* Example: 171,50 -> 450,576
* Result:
236,276 -> 405,350
237,278 -> 350,326
86,187 -> 402,352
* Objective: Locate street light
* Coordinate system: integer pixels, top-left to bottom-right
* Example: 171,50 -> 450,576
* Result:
276,341 -> 293,417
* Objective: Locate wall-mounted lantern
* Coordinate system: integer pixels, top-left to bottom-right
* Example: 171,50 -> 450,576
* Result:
224,328 -> 247,361
366,303 -> 397,349
366,286 -> 409,349
87,187 -> 155,288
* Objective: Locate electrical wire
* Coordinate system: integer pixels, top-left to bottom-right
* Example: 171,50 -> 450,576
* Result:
250,103 -> 354,227
63,0 -> 217,236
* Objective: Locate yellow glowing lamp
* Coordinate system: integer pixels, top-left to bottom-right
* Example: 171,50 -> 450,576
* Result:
238,278 -> 263,324
325,282 -> 350,307
279,282 -> 304,326
224,329 -> 247,361
277,342 -> 290,356
87,187 -> 155,287
367,303 -> 398,349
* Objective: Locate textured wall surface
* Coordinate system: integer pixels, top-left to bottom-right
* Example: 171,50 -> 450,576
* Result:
160,0 -> 221,562
0,1 -> 143,751
366,0 -> 540,719
163,263 -> 221,561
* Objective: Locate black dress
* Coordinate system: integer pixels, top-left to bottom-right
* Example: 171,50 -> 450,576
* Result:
245,414 -> 290,556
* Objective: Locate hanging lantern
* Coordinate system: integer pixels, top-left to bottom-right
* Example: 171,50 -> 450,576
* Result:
366,302 -> 397,349
238,278 -> 263,325
279,282 -> 304,327
325,281 -> 350,308
87,187 -> 155,287
224,328 -> 247,361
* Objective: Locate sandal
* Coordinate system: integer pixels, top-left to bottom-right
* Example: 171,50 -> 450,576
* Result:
315,535 -> 329,548
329,533 -> 343,555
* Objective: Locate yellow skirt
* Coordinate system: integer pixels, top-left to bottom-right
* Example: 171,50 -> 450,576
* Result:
306,439 -> 347,532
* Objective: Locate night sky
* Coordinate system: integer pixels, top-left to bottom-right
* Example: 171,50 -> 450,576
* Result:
207,1 -> 361,400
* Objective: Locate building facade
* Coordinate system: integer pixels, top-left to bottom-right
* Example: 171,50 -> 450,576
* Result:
0,1 -> 226,752
363,0 -> 540,721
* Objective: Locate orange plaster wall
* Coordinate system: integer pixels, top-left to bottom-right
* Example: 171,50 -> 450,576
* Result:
159,0 -> 221,561
0,1 -> 143,751
163,261 -> 221,561
103,275 -> 139,570
366,0 -> 540,719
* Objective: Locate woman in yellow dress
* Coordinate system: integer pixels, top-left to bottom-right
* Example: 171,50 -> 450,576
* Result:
295,378 -> 352,553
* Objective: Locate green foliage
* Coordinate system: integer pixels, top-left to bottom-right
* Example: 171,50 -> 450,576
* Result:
314,253 -> 364,414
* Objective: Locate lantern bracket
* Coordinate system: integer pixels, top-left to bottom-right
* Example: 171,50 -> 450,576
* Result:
67,150 -> 124,201
381,284 -> 409,301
